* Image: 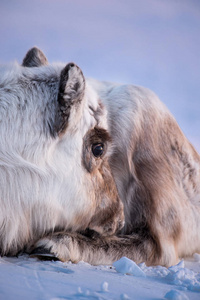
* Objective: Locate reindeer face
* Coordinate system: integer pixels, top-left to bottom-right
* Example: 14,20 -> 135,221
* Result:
0,48 -> 124,254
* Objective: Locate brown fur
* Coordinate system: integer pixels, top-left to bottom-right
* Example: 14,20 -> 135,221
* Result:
31,89 -> 200,267
82,127 -> 124,235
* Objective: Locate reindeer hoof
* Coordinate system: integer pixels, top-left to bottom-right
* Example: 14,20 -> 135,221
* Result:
30,246 -> 59,261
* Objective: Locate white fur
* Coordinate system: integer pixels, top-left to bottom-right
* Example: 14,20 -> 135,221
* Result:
0,62 -> 108,253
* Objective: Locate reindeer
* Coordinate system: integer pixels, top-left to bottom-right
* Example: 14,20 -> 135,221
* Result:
0,48 -> 200,267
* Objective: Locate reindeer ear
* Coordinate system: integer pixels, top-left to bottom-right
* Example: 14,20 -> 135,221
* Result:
55,63 -> 85,134
22,47 -> 48,67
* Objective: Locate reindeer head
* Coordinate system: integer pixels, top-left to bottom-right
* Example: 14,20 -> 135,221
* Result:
0,48 -> 124,254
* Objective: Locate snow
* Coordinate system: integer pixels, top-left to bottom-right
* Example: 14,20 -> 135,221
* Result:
113,257 -> 146,277
0,255 -> 199,299
100,282 -> 109,292
164,289 -> 189,300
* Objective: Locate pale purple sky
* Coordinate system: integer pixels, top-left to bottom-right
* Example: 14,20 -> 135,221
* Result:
0,0 -> 200,151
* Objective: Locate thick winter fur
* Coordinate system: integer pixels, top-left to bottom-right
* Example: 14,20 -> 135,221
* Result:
0,48 -> 123,256
1,48 -> 200,267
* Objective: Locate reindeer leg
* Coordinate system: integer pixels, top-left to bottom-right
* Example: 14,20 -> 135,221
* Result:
29,231 -> 164,266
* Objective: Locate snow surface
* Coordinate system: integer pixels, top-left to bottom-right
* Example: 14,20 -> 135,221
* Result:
113,257 -> 146,277
0,255 -> 200,300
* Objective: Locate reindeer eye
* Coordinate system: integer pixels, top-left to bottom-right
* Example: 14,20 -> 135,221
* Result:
92,143 -> 104,158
